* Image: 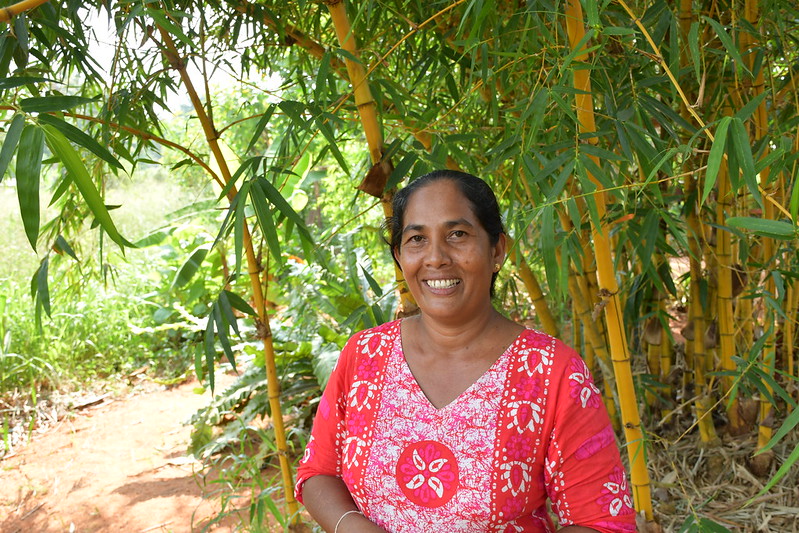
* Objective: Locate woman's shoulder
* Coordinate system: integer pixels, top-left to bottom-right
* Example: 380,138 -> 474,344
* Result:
342,319 -> 402,356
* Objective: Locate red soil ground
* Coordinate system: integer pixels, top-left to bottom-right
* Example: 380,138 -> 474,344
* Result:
0,376 -> 246,533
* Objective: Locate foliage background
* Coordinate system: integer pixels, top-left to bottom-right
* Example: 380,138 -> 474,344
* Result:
1,0 -> 798,530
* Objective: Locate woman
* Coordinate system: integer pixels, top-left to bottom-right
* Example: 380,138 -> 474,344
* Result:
295,170 -> 636,532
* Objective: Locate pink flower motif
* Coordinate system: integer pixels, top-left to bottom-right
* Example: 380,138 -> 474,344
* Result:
514,374 -> 541,401
501,495 -> 524,517
358,331 -> 388,358
396,441 -> 459,507
318,394 -> 331,419
596,466 -> 634,516
346,411 -> 368,435
568,358 -> 601,409
357,356 -> 379,379
505,433 -> 534,461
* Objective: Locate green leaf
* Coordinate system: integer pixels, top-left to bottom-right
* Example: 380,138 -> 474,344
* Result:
171,244 -> 210,289
688,22 -> 701,82
256,177 -> 312,241
42,125 -> 134,250
703,116 -> 731,206
725,217 -> 796,240
217,291 -> 240,337
734,92 -> 767,122
250,181 -> 282,266
790,171 -> 799,225
54,235 -> 79,261
20,95 -> 96,113
752,443 -> 799,503
0,113 -> 25,183
703,16 -> 752,76
16,125 -> 44,251
730,117 -> 761,208
204,316 -> 216,392
37,114 -> 123,169
0,76 -> 51,90
146,8 -> 194,48
36,256 -> 51,317
223,289 -> 257,317
213,304 -> 237,373
246,104 -> 276,153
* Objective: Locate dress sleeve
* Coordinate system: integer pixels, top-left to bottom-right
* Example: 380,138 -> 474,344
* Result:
544,340 -> 637,532
294,334 -> 359,504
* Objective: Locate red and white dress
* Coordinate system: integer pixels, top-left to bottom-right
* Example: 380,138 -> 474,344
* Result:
295,320 -> 636,532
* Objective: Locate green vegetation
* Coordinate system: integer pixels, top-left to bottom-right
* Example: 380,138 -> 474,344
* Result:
1,0 -> 798,530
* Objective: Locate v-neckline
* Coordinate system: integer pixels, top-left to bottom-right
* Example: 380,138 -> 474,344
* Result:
396,322 -> 523,411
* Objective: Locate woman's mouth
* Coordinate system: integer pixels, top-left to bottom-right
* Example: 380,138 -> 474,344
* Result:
425,279 -> 461,289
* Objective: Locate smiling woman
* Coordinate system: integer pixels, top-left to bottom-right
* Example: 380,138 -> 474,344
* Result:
294,170 -> 637,533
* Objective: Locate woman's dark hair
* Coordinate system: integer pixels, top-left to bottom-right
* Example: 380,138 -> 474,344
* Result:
387,169 -> 505,295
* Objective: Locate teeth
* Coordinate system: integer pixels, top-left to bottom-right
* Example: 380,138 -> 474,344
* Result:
427,279 -> 460,289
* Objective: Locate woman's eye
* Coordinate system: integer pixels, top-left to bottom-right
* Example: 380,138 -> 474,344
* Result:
408,235 -> 424,243
451,230 -> 466,238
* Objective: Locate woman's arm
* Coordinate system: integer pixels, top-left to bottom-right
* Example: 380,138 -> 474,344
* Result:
302,475 -> 387,533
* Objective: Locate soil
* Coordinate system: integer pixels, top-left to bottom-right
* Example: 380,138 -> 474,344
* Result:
0,375 -> 250,533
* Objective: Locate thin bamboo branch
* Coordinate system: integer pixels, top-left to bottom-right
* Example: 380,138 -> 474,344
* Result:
0,0 -> 47,23
154,22 -> 300,521
565,0 -> 653,519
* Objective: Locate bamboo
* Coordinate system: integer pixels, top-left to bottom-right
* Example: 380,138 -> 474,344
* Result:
155,25 -> 300,521
325,0 -> 418,316
564,0 -> 653,519
508,242 -> 559,337
716,103 -> 744,435
743,0 -> 777,460
0,0 -> 47,23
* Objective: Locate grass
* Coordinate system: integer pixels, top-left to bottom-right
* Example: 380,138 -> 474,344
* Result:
0,169 -> 214,397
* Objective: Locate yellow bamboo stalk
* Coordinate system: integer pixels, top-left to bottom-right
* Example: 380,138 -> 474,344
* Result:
508,242 -> 559,337
571,269 -> 620,430
715,103 -> 745,436
155,25 -> 300,521
325,0 -> 417,317
564,0 -> 652,518
738,0 -> 778,460
0,0 -> 47,23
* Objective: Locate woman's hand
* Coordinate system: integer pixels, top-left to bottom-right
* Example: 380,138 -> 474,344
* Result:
302,475 -> 388,532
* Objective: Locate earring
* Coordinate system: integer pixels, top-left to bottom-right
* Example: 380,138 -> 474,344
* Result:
494,263 -> 501,272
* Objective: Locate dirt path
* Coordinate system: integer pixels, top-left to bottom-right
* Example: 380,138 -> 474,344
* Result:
0,376 -> 245,533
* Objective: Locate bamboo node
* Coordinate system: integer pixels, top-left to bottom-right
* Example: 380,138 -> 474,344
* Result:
255,319 -> 273,340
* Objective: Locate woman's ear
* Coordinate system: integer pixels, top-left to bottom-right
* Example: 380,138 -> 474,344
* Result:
393,246 -> 402,268
493,233 -> 507,267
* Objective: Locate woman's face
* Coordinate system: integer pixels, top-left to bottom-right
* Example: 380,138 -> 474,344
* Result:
393,179 -> 505,324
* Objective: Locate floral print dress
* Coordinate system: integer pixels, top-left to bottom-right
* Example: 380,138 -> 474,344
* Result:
295,320 -> 636,532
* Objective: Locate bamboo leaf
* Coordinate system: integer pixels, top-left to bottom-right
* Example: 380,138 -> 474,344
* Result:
751,443 -> 799,503
734,92 -> 767,122
312,114 -> 350,175
20,95 -> 96,113
213,304 -> 237,373
688,22 -> 701,82
37,114 -> 123,169
36,256 -> 51,317
250,181 -> 282,266
729,118 -> 761,207
725,217 -> 796,240
256,176 -> 312,241
16,124 -> 44,251
246,104 -> 276,153
0,114 -> 25,183
703,116 -> 731,205
386,152 -> 417,191
53,235 -> 78,261
791,172 -> 799,225
703,17 -> 752,76
41,125 -> 134,250
146,8 -> 194,48
218,291 -> 240,337
204,315 -> 216,392
223,290 -> 257,317
0,76 -> 51,90
172,244 -> 210,289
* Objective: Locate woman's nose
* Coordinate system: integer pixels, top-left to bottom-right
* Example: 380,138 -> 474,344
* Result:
424,238 -> 451,267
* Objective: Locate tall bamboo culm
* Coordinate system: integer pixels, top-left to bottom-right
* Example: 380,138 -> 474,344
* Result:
155,25 -> 301,522
325,0 -> 418,316
564,0 -> 653,520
